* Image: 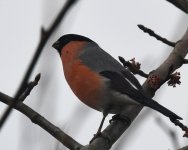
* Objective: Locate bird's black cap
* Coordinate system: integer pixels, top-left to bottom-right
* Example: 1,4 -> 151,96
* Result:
52,34 -> 93,55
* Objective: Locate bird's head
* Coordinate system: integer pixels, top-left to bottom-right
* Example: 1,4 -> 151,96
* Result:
52,34 -> 93,55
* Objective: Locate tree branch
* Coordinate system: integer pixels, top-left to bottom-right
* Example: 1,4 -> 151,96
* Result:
138,24 -> 176,47
167,0 -> 188,14
0,92 -> 83,150
118,56 -> 149,78
19,73 -> 41,102
0,0 -> 78,130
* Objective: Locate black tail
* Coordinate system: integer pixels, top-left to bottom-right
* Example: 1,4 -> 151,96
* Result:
144,98 -> 182,120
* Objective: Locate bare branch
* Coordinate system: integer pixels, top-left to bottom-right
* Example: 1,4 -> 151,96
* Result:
118,56 -> 149,78
144,27 -> 188,94
0,92 -> 83,150
167,0 -> 188,14
19,73 -> 41,102
0,0 -> 78,130
138,24 -> 176,47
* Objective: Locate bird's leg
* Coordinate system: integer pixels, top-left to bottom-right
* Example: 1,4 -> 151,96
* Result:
96,112 -> 107,134
90,112 -> 108,143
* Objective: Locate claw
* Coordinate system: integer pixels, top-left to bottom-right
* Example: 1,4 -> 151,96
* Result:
90,132 -> 111,144
110,114 -> 132,125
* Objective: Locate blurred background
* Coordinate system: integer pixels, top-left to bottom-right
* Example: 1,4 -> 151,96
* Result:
0,0 -> 188,149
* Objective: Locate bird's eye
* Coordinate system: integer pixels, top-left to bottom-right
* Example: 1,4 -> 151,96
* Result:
66,50 -> 69,54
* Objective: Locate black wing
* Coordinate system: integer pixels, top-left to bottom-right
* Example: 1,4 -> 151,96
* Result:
100,70 -> 145,101
100,70 -> 182,120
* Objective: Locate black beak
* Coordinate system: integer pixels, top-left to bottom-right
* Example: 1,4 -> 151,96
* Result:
52,40 -> 61,50
52,40 -> 62,55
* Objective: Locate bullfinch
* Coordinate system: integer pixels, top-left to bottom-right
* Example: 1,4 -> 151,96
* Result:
52,34 -> 182,135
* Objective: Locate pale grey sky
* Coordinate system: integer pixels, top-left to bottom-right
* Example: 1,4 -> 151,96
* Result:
0,0 -> 188,150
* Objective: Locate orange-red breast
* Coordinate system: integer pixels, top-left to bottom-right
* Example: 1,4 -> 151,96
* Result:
52,34 -> 182,134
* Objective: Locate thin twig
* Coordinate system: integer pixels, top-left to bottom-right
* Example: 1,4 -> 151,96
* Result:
0,0 -> 78,130
19,73 -> 41,102
118,56 -> 149,78
167,0 -> 188,14
0,74 -> 40,130
0,92 -> 83,150
138,24 -> 176,47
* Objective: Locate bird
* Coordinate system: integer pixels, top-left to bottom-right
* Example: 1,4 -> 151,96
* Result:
52,34 -> 182,136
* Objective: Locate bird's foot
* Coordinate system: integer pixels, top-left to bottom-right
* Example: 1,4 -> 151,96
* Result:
90,132 -> 111,144
89,132 -> 102,143
110,114 -> 132,125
